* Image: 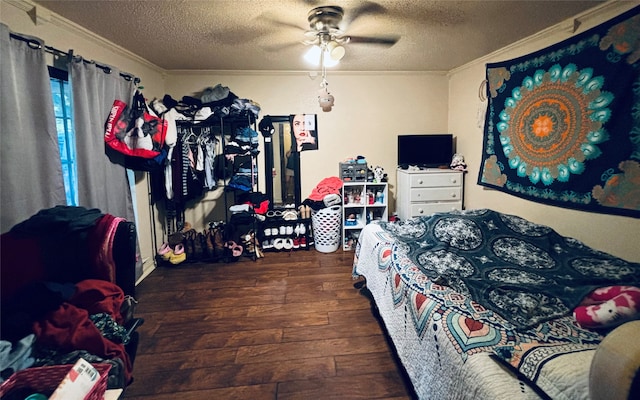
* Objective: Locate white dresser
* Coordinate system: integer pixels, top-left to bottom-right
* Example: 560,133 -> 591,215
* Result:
396,168 -> 463,220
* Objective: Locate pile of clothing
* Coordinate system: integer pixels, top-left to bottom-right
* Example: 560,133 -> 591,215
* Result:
302,176 -> 344,211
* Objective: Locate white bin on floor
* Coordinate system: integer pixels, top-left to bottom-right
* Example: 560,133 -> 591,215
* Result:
311,205 -> 342,253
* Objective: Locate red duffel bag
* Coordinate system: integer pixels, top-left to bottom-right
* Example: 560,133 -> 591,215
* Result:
104,90 -> 168,159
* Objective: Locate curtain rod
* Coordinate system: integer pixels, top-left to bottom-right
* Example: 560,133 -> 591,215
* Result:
9,32 -> 140,84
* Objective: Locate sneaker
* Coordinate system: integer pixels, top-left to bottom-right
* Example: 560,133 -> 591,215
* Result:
282,209 -> 298,220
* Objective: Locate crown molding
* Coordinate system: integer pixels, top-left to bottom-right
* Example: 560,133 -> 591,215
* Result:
448,0 -> 637,76
5,0 -> 164,73
7,0 -> 633,77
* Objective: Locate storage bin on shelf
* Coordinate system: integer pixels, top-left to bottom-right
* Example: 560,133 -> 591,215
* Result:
339,162 -> 367,182
311,205 -> 342,253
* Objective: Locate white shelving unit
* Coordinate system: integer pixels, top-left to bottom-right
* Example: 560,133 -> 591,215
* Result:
341,181 -> 388,250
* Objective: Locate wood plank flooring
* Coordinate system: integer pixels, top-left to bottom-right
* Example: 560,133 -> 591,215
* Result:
122,249 -> 415,400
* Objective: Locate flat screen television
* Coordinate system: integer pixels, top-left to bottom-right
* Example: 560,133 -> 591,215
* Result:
397,134 -> 453,168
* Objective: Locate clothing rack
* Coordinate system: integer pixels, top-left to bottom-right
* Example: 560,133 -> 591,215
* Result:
8,31 -> 140,84
152,111 -> 261,264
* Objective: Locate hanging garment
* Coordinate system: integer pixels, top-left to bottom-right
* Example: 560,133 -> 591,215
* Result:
172,128 -> 204,204
204,138 -> 217,190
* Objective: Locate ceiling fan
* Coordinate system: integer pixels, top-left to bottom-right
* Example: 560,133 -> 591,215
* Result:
260,2 -> 400,63
302,4 -> 400,65
261,2 -> 400,111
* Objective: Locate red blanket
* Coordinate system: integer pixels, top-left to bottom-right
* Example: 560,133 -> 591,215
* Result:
32,279 -> 133,384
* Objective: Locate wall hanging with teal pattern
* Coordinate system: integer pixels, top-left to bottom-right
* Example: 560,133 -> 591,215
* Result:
479,6 -> 640,218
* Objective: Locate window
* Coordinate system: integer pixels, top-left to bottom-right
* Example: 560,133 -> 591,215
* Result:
49,67 -> 78,206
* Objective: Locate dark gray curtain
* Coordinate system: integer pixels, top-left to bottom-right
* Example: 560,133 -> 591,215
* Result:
70,59 -> 136,222
0,23 -> 66,233
70,59 -> 143,281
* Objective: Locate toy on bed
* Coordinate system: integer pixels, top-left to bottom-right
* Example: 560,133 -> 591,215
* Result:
573,286 -> 640,329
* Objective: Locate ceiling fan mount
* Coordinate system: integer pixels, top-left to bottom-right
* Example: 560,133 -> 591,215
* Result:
259,2 -> 399,57
305,6 -> 349,45
308,6 -> 343,32
303,3 -> 400,47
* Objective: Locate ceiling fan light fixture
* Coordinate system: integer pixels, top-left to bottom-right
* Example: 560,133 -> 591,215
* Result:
327,40 -> 345,61
322,53 -> 340,67
304,45 -> 322,65
304,43 -> 340,67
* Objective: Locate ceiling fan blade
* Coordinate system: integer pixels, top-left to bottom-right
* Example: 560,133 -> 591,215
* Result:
342,1 -> 387,28
347,35 -> 400,47
258,13 -> 307,32
261,41 -> 304,52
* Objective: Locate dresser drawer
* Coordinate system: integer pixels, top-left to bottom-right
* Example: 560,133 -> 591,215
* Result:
410,187 -> 461,202
410,201 -> 462,217
410,173 -> 462,188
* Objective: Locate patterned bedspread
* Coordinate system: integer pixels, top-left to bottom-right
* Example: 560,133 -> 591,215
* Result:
352,209 -> 639,399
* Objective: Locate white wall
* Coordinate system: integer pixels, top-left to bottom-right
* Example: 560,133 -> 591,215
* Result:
448,1 -> 640,262
163,70 -> 449,229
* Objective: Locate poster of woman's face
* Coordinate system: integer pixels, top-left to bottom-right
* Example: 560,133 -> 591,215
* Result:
290,114 -> 318,152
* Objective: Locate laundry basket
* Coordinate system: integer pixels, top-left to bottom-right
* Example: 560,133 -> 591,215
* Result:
311,205 -> 342,253
0,363 -> 111,400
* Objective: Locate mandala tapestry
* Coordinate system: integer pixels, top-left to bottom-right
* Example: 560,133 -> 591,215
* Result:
478,6 -> 640,218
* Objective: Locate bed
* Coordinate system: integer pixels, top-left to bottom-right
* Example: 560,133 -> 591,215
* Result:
352,209 -> 640,399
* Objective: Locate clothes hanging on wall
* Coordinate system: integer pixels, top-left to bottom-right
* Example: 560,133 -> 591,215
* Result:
159,119 -> 261,206
172,129 -> 204,205
146,83 -> 260,207
225,125 -> 260,192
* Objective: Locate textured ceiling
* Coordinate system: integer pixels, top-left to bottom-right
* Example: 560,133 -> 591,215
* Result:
32,0 -> 606,71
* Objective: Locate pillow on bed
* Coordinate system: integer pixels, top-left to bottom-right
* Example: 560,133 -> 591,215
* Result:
573,286 -> 640,329
589,320 -> 640,400
492,339 -> 599,400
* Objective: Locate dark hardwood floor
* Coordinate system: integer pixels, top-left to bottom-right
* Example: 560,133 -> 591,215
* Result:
122,249 -> 414,400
